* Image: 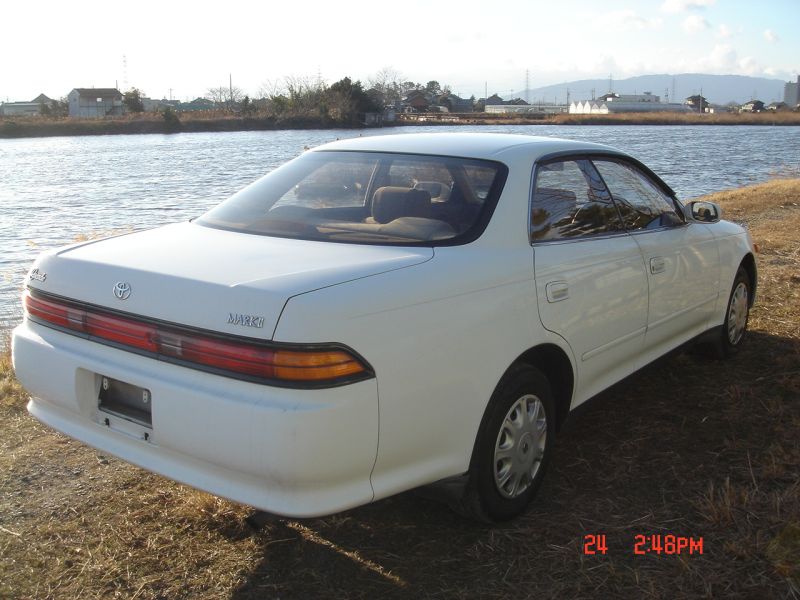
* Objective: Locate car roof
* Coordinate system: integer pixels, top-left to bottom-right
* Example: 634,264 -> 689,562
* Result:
312,132 -> 621,161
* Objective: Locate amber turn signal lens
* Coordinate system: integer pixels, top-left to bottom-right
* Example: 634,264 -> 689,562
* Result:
273,350 -> 366,381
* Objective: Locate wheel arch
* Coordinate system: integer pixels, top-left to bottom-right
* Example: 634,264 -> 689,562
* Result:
739,252 -> 757,307
513,343 -> 575,431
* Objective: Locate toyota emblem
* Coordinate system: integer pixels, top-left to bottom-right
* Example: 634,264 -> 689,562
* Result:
113,282 -> 132,300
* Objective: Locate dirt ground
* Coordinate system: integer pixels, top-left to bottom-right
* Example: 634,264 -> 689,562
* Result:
1,179 -> 798,599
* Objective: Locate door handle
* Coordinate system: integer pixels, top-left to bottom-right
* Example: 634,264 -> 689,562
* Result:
545,281 -> 569,303
650,257 -> 666,274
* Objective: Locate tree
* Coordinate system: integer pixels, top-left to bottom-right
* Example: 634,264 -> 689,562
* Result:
425,80 -> 442,96
326,77 -> 379,122
50,97 -> 68,117
367,66 -> 403,106
123,88 -> 145,113
206,85 -> 244,109
241,95 -> 255,114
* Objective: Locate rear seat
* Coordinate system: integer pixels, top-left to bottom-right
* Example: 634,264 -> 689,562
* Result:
321,186 -> 456,240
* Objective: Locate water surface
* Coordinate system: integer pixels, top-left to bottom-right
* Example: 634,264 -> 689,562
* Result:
1,125 -> 798,326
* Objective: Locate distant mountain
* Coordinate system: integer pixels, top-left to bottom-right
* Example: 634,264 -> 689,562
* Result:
510,73 -> 788,105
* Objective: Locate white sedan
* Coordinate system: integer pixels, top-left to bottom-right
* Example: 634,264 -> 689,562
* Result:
12,133 -> 756,521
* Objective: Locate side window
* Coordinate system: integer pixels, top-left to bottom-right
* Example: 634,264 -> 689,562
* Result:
592,160 -> 683,230
531,159 -> 624,241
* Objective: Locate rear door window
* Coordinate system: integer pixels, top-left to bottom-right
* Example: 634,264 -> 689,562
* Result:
531,159 -> 624,241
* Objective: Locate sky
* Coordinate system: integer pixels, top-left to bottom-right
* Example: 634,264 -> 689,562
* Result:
1,0 -> 798,103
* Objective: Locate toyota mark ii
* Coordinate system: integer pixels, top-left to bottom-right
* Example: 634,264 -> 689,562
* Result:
12,133 -> 757,521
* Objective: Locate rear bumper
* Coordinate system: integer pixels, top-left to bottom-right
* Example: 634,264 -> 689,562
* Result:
12,320 -> 379,517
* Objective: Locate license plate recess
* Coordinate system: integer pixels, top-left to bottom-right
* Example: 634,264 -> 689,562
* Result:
98,375 -> 152,427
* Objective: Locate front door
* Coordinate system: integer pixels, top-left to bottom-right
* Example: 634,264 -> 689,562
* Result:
592,159 -> 720,357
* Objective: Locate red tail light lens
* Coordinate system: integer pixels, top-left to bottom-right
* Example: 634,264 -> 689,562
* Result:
23,291 -> 370,387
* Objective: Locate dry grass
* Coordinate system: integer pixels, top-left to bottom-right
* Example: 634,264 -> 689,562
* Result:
397,111 -> 800,127
549,111 -> 800,126
1,180 -> 799,598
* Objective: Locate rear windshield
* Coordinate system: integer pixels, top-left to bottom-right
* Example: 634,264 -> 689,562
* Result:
196,151 -> 507,245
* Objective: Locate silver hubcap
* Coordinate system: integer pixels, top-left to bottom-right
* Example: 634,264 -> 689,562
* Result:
493,394 -> 547,499
727,282 -> 749,345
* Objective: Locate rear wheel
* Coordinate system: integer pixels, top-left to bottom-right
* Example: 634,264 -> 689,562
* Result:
458,365 -> 555,522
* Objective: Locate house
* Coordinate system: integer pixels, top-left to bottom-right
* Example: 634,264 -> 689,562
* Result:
685,95 -> 708,112
484,94 -> 506,106
0,102 -> 43,116
68,88 -> 124,118
740,100 -> 765,113
402,90 -> 430,112
0,93 -> 54,116
767,101 -> 788,112
32,93 -> 53,105
178,97 -> 215,112
438,93 -> 473,113
598,92 -> 660,103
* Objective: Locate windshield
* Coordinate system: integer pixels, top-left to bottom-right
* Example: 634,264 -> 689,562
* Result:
196,151 -> 508,245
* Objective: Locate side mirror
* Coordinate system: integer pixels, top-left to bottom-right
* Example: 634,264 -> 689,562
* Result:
685,200 -> 722,223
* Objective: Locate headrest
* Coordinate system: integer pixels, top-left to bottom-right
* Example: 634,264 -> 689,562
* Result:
372,186 -> 432,224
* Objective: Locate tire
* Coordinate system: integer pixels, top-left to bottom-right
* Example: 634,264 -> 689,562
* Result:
706,267 -> 751,359
457,365 -> 556,522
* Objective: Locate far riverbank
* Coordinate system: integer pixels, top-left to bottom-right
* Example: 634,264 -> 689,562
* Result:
2,110 -> 800,139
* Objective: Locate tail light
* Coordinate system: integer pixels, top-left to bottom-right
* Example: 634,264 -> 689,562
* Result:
23,291 -> 371,387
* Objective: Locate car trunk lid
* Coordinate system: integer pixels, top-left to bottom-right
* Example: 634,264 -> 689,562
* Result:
27,222 -> 433,339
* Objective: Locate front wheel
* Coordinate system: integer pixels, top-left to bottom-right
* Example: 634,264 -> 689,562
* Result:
458,365 -> 556,522
705,266 -> 751,359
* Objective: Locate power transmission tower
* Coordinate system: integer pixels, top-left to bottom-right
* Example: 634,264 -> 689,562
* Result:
525,69 -> 530,104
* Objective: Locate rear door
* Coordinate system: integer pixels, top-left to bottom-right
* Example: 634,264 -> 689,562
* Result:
531,158 -> 649,402
592,159 -> 719,356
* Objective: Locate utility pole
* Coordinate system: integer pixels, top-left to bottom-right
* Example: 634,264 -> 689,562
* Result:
229,73 -> 234,107
609,73 -> 613,93
566,87 -> 570,107
484,81 -> 487,100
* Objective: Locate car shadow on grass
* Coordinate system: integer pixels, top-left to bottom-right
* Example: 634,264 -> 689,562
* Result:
225,330 -> 799,599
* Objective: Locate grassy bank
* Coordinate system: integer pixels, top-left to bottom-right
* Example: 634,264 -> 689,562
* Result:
3,110 -> 800,139
0,112 -> 384,139
1,179 -> 799,598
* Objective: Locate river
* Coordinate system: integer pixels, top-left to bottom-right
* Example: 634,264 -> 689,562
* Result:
1,124 -> 798,327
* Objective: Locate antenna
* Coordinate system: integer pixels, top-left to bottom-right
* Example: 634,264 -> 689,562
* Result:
672,76 -> 676,103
